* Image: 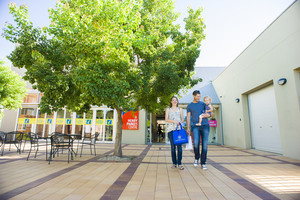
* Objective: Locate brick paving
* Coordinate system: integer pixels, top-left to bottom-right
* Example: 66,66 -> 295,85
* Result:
0,143 -> 300,200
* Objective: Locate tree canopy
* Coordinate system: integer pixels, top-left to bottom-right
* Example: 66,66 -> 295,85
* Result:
0,60 -> 27,119
3,0 -> 205,156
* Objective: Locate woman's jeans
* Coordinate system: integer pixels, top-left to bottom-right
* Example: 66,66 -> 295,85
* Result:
192,124 -> 210,165
168,131 -> 182,165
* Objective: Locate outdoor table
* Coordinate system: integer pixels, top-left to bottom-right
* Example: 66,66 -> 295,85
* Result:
69,134 -> 82,155
46,133 -> 82,163
38,136 -> 51,161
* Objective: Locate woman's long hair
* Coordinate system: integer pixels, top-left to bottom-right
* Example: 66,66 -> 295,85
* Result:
169,96 -> 179,108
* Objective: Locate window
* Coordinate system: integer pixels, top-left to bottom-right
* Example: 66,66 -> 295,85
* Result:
23,93 -> 38,104
17,108 -> 37,133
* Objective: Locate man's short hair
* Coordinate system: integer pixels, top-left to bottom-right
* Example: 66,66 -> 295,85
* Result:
192,90 -> 201,96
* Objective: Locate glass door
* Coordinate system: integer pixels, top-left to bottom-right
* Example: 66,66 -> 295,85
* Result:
45,112 -> 54,137
75,113 -> 84,135
64,110 -> 73,134
105,110 -> 113,141
93,108 -> 114,143
17,108 -> 37,133
55,110 -> 64,133
36,111 -> 45,135
95,110 -> 104,141
85,110 -> 93,138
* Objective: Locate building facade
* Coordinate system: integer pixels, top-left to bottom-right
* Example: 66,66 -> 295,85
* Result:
0,67 -> 225,146
213,1 -> 300,160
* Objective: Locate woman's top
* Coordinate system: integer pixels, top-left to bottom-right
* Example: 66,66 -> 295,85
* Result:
166,107 -> 181,133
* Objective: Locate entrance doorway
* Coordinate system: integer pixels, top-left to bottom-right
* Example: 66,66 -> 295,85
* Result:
150,112 -> 167,143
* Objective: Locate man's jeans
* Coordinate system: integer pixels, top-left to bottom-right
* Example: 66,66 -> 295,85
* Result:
192,124 -> 210,165
168,131 -> 182,165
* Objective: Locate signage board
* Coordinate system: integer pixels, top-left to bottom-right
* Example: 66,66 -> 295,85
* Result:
122,111 -> 139,130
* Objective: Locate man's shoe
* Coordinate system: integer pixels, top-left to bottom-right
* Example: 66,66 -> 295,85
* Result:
201,164 -> 207,170
194,160 -> 199,166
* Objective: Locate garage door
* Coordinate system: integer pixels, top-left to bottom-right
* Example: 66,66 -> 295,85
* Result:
248,84 -> 282,154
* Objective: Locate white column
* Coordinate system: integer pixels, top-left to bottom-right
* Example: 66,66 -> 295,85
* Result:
72,112 -> 76,134
150,113 -> 152,144
103,110 -> 106,142
34,108 -> 39,133
62,108 -> 66,134
92,109 -> 96,137
112,109 -> 118,143
52,112 -> 57,133
42,113 -> 47,137
82,113 -> 86,138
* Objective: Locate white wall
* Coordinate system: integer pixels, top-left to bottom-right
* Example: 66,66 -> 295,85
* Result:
213,1 -> 300,160
0,110 -> 18,132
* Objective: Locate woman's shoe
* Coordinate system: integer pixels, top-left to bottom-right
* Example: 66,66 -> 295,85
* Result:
171,165 -> 177,169
178,165 -> 184,170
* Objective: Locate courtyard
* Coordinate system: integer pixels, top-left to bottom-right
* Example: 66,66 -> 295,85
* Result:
0,143 -> 300,200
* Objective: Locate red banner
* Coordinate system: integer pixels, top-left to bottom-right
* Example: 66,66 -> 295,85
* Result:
122,111 -> 139,130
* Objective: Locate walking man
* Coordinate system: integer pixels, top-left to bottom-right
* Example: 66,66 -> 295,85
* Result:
186,90 -> 213,170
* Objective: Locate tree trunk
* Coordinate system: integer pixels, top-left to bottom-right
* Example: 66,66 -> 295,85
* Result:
113,107 -> 123,157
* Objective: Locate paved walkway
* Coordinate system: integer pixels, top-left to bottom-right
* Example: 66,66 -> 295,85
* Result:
0,144 -> 300,200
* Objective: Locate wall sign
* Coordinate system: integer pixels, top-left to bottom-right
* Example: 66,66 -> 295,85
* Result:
18,118 -> 36,124
209,120 -> 217,127
122,111 -> 139,130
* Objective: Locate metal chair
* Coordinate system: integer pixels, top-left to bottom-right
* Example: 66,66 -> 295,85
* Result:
80,132 -> 99,157
48,132 -> 75,164
72,133 -> 82,155
0,131 -> 5,148
26,132 -> 40,160
1,131 -> 23,156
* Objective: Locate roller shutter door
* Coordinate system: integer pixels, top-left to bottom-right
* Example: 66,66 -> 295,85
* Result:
248,85 -> 282,154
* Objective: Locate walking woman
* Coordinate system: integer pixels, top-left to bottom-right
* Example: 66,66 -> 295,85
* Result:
165,96 -> 184,170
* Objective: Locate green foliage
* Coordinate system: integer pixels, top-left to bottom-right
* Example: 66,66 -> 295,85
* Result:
0,60 -> 27,118
2,0 -> 205,114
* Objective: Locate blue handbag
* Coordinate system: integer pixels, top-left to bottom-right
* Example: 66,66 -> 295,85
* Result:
172,123 -> 188,145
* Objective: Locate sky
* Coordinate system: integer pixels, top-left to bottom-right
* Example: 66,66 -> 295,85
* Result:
0,0 -> 296,67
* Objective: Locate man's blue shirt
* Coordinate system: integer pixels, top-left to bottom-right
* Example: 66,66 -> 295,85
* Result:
187,101 -> 209,126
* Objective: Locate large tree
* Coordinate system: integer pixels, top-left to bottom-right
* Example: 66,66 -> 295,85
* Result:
3,0 -> 205,156
0,60 -> 27,119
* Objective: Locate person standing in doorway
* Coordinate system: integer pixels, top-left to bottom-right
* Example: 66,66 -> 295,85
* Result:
187,90 -> 213,170
165,96 -> 184,170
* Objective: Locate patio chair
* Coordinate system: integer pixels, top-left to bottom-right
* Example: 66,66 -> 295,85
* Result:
48,132 -> 75,164
0,131 -> 5,148
71,133 -> 82,155
1,131 -> 24,156
80,132 -> 99,157
22,131 -> 43,152
26,132 -> 40,160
